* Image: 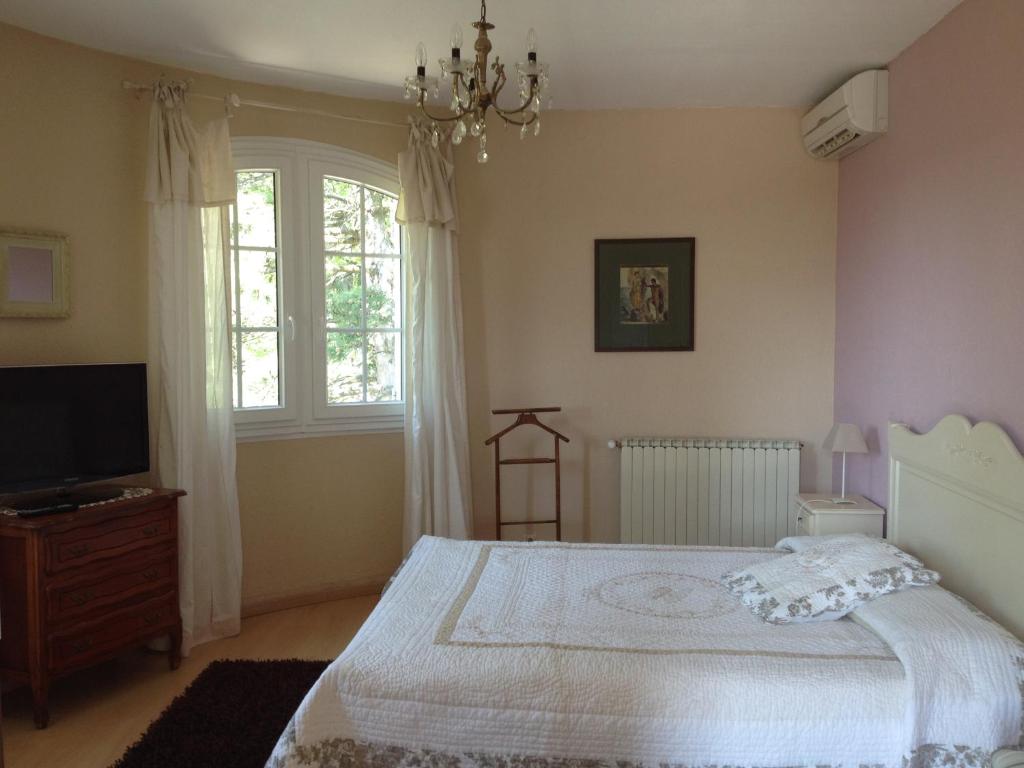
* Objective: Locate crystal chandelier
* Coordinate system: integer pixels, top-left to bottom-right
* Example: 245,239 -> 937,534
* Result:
403,0 -> 549,162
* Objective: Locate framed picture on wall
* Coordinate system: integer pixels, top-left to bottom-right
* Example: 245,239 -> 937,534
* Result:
0,228 -> 70,319
594,237 -> 695,351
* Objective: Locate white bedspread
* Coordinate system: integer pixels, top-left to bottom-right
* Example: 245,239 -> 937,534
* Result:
267,536 -> 1024,768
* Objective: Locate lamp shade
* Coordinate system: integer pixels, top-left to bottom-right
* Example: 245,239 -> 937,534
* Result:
824,422 -> 868,454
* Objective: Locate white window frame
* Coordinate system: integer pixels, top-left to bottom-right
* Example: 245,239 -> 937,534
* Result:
231,138 -> 405,441
229,153 -> 300,432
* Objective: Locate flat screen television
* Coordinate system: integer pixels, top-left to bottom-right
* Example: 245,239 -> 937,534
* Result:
0,363 -> 149,508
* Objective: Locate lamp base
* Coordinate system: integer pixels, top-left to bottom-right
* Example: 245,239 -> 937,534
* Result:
830,497 -> 857,505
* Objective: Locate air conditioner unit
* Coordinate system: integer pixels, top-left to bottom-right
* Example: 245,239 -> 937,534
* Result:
802,70 -> 888,159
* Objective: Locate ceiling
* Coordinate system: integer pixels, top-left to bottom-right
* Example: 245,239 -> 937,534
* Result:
0,0 -> 961,109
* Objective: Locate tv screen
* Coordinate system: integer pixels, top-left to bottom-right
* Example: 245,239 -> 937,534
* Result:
0,363 -> 150,494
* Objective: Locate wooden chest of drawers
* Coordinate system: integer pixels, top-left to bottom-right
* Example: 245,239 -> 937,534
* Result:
0,488 -> 184,728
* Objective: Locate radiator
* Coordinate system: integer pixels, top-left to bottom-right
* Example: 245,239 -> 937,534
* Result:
614,438 -> 803,547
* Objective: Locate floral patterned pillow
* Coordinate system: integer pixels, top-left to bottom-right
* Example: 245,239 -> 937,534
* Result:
721,538 -> 940,624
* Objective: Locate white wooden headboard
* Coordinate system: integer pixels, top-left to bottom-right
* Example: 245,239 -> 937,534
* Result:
889,415 -> 1024,640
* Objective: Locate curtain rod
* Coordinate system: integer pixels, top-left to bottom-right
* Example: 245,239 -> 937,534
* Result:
121,80 -> 409,129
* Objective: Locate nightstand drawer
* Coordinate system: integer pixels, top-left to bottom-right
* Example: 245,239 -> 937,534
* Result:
804,512 -> 883,537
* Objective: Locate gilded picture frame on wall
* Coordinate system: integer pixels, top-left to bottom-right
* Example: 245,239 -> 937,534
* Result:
0,228 -> 70,319
594,237 -> 695,352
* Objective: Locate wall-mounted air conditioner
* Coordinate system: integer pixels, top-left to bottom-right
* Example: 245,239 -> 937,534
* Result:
802,70 -> 888,159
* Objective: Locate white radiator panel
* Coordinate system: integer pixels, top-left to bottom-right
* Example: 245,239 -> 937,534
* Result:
616,438 -> 802,547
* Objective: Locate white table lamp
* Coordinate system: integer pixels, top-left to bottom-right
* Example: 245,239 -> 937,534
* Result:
824,422 -> 868,504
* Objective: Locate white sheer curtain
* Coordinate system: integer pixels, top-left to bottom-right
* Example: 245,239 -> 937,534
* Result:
145,82 -> 242,653
397,122 -> 473,551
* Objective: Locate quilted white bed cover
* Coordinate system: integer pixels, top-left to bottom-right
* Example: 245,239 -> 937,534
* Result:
268,536 -> 1024,768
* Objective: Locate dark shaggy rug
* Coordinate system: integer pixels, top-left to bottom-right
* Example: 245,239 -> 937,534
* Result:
112,659 -> 329,768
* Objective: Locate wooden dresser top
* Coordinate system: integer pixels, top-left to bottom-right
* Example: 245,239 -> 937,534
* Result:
0,488 -> 185,531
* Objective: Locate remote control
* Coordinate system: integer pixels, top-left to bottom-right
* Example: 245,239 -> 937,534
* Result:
15,502 -> 80,517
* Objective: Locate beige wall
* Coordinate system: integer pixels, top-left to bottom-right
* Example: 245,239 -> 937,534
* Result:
457,109 -> 837,541
235,433 -> 403,612
1,23 -> 837,604
0,23 -> 408,610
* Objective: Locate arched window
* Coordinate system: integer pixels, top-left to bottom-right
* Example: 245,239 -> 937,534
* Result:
229,138 -> 403,438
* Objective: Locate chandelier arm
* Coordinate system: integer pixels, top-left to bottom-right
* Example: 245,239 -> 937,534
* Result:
492,79 -> 538,117
495,113 -> 538,127
417,99 -> 465,123
490,63 -> 507,103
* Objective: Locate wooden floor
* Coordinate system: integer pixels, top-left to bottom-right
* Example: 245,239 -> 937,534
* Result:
1,595 -> 377,768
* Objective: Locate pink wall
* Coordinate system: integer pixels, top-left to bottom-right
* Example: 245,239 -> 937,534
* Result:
834,0 -> 1024,505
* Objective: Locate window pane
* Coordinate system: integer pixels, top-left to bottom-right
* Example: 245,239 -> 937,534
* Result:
365,257 -> 400,329
324,255 -> 362,329
326,332 -> 364,403
364,189 -> 400,255
240,331 -> 281,407
367,331 -> 400,402
323,177 -> 361,252
238,249 -> 278,327
236,171 -> 277,248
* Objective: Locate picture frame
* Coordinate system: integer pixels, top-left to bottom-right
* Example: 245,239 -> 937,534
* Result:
0,228 -> 70,319
594,237 -> 695,352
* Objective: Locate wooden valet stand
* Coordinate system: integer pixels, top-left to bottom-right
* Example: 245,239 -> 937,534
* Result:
484,407 -> 569,541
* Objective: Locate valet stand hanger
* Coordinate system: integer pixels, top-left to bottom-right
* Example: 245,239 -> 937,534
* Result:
484,407 -> 569,541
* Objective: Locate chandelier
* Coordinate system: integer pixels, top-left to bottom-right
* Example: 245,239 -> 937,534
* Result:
403,0 -> 549,162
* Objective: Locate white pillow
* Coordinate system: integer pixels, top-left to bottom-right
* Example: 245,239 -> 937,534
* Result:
722,537 -> 940,624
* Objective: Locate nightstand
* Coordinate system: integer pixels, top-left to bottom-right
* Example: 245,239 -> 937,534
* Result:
794,493 -> 885,538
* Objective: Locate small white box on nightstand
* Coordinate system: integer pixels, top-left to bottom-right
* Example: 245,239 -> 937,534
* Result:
794,493 -> 885,537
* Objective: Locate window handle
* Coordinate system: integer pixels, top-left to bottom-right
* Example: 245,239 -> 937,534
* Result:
287,315 -> 296,342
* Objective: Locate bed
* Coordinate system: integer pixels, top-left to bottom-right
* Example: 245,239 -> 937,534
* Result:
268,415 -> 1024,768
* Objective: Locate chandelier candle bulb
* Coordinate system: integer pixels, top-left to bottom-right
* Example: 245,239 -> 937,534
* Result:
415,42 -> 427,73
450,24 -> 463,59
527,27 -> 538,58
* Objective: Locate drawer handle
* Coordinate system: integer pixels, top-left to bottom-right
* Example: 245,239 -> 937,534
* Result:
142,524 -> 159,537
143,612 -> 163,626
142,567 -> 160,580
67,543 -> 91,558
71,638 -> 92,654
69,589 -> 95,606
